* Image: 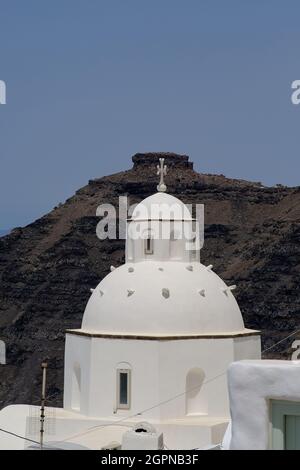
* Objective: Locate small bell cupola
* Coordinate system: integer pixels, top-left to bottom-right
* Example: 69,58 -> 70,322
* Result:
126,158 -> 200,263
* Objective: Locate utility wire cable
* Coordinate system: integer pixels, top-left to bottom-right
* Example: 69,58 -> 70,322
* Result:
0,428 -> 40,445
1,325 -> 300,448
55,325 -> 300,444
0,428 -> 62,449
261,328 -> 300,355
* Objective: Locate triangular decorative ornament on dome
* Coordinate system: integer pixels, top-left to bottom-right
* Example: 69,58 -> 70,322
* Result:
157,158 -> 167,192
198,289 -> 206,297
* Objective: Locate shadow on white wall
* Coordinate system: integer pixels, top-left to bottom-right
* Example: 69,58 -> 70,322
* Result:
185,367 -> 206,416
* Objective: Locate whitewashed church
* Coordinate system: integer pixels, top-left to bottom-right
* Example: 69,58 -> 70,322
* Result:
62,159 -> 261,449
2,158 -> 299,450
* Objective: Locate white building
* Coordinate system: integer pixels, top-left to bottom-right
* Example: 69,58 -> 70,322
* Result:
0,159 -> 261,449
226,359 -> 300,450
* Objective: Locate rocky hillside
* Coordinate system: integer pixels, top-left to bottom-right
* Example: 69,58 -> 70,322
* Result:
0,230 -> 10,238
0,152 -> 300,409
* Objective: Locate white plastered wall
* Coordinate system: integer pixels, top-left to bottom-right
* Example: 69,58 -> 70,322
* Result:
228,360 -> 300,450
64,334 -> 261,421
64,334 -> 92,416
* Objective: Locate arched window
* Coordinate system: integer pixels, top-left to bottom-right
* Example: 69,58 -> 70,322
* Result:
72,362 -> 81,411
144,229 -> 154,255
185,368 -> 206,416
116,362 -> 132,410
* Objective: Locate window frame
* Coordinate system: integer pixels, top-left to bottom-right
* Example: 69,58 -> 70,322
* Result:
270,399 -> 300,449
144,232 -> 154,255
116,368 -> 131,410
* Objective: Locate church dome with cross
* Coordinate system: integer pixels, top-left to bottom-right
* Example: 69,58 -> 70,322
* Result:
62,155 -> 261,444
0,153 -> 262,452
81,158 -> 250,336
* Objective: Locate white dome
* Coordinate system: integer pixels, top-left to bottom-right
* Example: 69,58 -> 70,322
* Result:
82,261 -> 245,336
131,192 -> 192,221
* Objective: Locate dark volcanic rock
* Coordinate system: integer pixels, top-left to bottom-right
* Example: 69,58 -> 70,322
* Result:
0,152 -> 300,408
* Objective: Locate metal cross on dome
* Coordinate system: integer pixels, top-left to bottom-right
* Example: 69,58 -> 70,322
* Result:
157,158 -> 168,192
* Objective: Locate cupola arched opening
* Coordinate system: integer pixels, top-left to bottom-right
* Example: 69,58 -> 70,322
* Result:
143,228 -> 154,255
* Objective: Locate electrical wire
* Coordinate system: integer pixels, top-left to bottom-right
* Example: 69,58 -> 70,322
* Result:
0,428 -> 40,445
1,325 -> 300,449
261,327 -> 300,355
0,427 -> 63,449
54,325 -> 300,444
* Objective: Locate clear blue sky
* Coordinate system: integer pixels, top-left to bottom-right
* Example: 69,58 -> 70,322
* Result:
0,0 -> 300,228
